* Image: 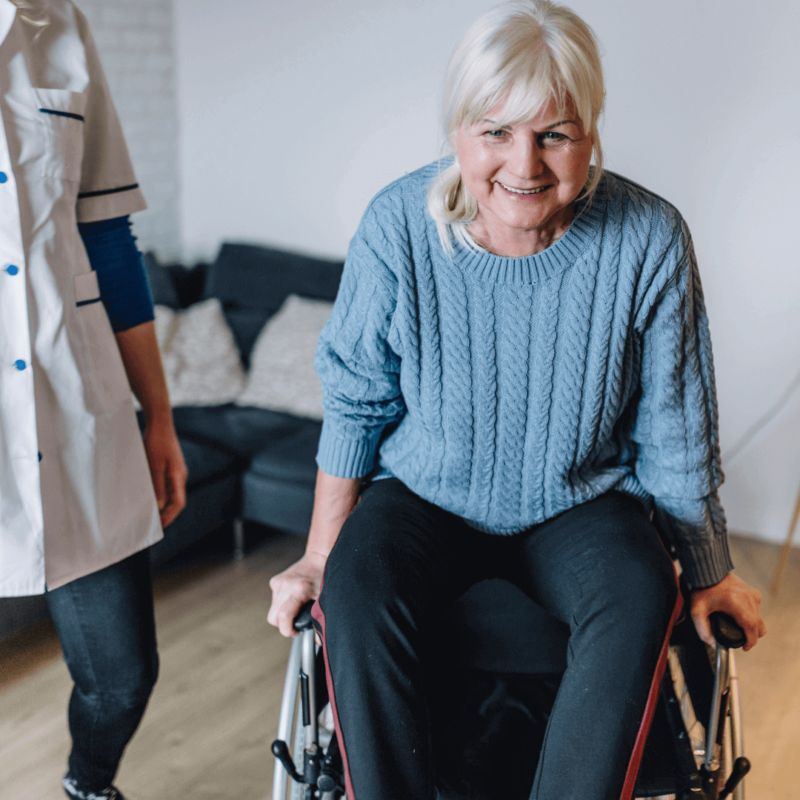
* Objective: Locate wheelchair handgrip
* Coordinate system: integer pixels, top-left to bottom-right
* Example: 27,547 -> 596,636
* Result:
293,600 -> 316,632
709,611 -> 746,649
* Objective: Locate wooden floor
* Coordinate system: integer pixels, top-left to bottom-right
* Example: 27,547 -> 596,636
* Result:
0,528 -> 798,800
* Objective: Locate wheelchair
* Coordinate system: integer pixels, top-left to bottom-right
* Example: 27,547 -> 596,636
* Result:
271,577 -> 750,800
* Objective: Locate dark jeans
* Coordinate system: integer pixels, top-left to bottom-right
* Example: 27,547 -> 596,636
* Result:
45,549 -> 159,793
313,479 -> 681,800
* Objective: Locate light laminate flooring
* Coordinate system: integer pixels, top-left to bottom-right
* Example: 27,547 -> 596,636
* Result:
0,529 -> 798,800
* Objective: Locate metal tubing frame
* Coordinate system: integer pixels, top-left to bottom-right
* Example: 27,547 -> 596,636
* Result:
728,650 -> 745,800
301,628 -> 319,752
705,645 -> 729,772
272,637 -> 302,800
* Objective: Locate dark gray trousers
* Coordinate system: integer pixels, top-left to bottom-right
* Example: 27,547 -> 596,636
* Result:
46,549 -> 158,793
313,479 -> 681,800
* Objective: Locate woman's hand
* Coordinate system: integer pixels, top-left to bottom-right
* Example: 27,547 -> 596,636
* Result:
690,572 -> 766,651
143,417 -> 187,527
267,469 -> 362,637
268,550 -> 328,637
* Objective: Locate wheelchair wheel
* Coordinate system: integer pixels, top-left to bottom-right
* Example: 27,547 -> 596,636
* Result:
281,703 -> 340,800
665,642 -> 747,800
706,647 -> 747,800
272,630 -> 345,800
283,701 -> 306,800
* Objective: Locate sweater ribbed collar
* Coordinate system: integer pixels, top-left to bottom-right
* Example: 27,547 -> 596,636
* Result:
453,179 -> 606,284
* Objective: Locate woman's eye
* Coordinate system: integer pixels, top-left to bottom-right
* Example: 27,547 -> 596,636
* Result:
540,131 -> 568,146
485,129 -> 508,139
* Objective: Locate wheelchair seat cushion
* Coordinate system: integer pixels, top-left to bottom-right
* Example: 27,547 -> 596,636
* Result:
442,578 -> 571,674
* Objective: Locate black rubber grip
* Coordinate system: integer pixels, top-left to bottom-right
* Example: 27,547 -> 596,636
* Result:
710,611 -> 746,649
293,600 -> 315,632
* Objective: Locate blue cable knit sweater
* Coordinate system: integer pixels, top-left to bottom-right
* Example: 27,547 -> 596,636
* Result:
315,163 -> 733,589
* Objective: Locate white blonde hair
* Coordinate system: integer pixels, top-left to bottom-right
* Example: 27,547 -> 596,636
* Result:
428,0 -> 605,252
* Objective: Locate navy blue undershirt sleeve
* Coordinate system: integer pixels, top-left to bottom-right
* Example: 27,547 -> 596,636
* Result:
77,215 -> 155,333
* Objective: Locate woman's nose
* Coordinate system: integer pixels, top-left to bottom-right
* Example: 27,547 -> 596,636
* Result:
509,136 -> 544,179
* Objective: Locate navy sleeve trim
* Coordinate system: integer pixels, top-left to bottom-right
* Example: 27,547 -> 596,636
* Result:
78,183 -> 140,200
76,297 -> 103,307
77,215 -> 155,333
39,108 -> 85,122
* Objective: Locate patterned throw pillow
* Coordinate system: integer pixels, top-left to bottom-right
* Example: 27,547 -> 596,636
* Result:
153,298 -> 246,407
235,294 -> 333,420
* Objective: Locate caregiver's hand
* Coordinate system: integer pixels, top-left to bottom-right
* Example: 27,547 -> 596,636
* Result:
143,417 -> 187,527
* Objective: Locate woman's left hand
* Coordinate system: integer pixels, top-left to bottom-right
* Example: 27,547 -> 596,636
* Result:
690,572 -> 766,651
143,416 -> 188,527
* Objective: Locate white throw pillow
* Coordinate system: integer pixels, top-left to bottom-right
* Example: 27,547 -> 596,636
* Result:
152,298 -> 246,407
236,294 -> 333,420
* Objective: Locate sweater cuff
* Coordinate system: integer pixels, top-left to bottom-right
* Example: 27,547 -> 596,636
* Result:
316,423 -> 381,479
678,535 -> 735,590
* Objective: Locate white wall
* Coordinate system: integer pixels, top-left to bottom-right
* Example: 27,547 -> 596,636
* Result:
175,0 -> 800,544
78,0 -> 182,260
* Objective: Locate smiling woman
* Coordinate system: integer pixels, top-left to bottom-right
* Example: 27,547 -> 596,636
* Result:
266,2 -> 766,799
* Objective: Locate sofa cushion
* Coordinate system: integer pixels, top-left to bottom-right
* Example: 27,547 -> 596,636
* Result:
168,263 -> 208,308
241,470 -> 314,535
204,242 -> 344,364
143,252 -> 208,310
154,299 -> 246,407
247,421 -> 321,485
136,410 -> 243,490
171,405 -> 306,459
143,252 -> 181,308
241,422 -> 321,533
236,295 -> 333,420
180,437 -> 243,491
223,307 -> 273,369
151,472 -> 241,566
206,242 -> 344,310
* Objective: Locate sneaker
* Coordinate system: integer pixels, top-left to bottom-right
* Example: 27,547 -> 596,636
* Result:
62,776 -> 126,800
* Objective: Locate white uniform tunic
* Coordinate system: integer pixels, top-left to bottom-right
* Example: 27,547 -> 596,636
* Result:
0,0 -> 162,597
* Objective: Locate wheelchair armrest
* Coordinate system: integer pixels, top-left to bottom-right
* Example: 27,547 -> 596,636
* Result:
710,611 -> 746,649
293,600 -> 315,632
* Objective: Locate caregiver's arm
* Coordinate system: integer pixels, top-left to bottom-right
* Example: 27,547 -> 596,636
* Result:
116,321 -> 187,528
78,215 -> 187,528
268,469 -> 361,638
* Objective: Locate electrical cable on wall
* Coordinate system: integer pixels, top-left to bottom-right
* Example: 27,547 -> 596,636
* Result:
723,363 -> 800,464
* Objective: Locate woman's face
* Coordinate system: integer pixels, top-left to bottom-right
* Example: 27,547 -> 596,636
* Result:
455,95 -> 593,257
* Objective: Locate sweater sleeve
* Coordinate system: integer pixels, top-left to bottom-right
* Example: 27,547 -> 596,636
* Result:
315,211 -> 406,479
632,227 -> 734,589
77,215 -> 155,333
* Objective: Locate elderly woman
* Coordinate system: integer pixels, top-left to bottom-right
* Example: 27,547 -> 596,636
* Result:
267,1 -> 766,798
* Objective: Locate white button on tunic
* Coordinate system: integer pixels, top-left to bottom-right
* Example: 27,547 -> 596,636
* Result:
0,0 -> 162,597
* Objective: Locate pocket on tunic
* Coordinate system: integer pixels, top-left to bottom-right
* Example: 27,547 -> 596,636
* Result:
32,88 -> 87,182
73,272 -> 131,414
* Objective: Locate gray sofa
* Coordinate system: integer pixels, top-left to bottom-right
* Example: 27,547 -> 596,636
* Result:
0,243 -> 343,643
146,242 -> 343,559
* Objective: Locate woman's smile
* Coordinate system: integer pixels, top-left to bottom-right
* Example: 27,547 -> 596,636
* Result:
497,182 -> 550,195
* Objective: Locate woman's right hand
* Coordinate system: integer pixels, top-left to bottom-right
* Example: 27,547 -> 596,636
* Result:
268,469 -> 361,637
267,549 -> 328,637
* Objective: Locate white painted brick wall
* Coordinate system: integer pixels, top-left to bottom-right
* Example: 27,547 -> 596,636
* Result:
75,0 -> 182,261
